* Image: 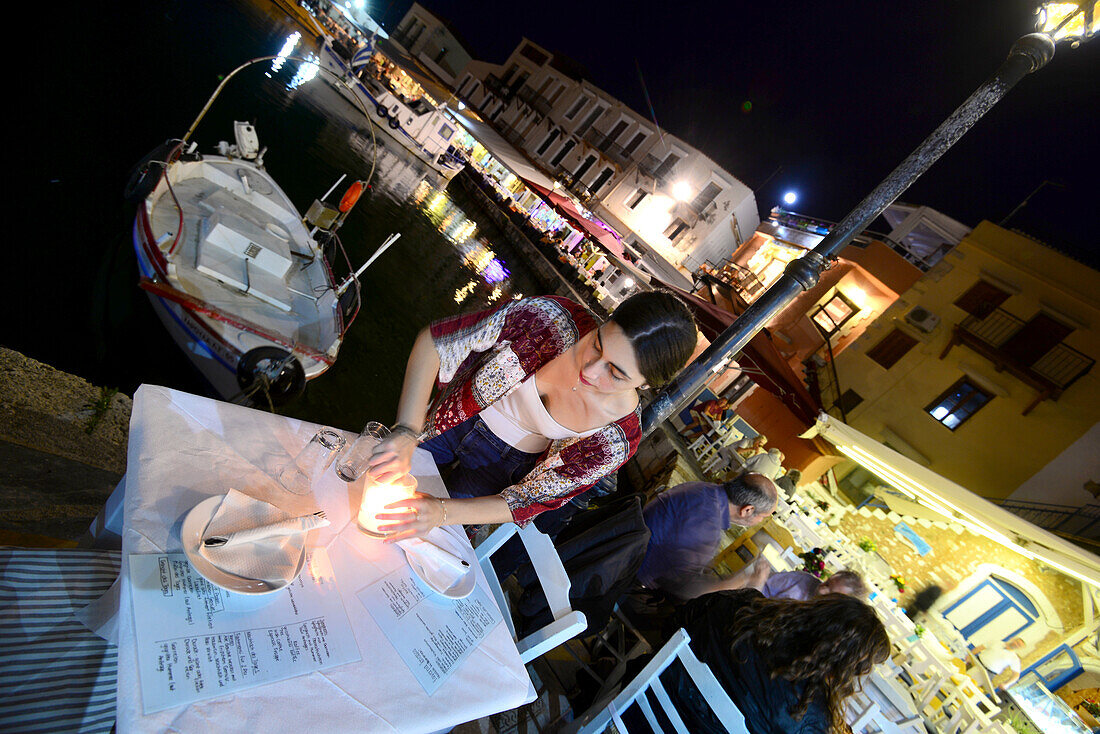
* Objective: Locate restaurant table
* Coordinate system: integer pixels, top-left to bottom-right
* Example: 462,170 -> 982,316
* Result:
114,385 -> 534,733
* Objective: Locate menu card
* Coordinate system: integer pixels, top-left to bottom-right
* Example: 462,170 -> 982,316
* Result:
359,564 -> 502,694
129,548 -> 359,713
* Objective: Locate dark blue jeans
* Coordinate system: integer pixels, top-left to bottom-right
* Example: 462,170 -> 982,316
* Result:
420,416 -> 541,500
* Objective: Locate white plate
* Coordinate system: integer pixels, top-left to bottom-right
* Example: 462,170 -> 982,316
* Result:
181,495 -> 305,596
405,526 -> 477,600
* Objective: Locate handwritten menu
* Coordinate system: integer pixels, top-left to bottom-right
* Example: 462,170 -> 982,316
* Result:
128,548 -> 359,713
359,565 -> 501,694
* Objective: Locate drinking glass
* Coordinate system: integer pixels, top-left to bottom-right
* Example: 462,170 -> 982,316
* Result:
335,421 -> 390,482
357,474 -> 418,537
276,429 -> 347,495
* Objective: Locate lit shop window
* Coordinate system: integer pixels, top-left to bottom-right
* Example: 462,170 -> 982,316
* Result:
925,377 -> 993,430
811,291 -> 858,336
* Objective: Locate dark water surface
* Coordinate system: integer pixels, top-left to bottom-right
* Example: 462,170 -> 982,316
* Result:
16,0 -> 541,431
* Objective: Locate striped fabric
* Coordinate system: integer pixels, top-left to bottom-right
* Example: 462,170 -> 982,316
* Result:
0,547 -> 120,734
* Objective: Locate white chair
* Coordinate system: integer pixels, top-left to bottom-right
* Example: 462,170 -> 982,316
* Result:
569,628 -> 749,734
475,522 -> 586,664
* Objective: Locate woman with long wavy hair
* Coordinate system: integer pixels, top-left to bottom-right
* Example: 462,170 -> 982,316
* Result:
664,589 -> 891,733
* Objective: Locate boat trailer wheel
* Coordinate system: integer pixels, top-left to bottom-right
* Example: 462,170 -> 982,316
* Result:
236,347 -> 306,407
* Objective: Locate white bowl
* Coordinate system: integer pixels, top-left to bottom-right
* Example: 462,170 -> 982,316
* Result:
405,526 -> 477,600
181,495 -> 305,596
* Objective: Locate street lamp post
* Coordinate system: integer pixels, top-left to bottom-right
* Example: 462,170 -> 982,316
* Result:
642,5 -> 1096,436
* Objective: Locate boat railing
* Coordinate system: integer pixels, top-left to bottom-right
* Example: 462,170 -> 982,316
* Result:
317,229 -> 361,336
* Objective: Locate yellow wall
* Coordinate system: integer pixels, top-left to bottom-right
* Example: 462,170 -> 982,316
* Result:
834,221 -> 1100,501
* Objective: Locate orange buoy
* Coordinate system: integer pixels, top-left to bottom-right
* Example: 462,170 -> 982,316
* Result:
339,181 -> 365,212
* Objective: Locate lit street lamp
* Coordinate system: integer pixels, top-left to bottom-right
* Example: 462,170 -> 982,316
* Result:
782,191 -> 798,206
642,3 -> 1096,435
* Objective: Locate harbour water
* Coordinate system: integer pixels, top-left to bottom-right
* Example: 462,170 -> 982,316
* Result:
18,0 -> 545,431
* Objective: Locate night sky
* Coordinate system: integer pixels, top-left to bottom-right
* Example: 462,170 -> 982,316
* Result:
378,0 -> 1099,266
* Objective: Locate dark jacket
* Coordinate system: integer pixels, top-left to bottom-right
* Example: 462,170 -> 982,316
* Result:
666,589 -> 830,734
514,493 -> 650,637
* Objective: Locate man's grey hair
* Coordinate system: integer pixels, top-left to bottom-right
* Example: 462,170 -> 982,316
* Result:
722,472 -> 777,515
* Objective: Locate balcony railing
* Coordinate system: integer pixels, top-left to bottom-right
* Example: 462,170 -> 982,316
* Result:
497,122 -> 526,148
581,129 -> 629,167
637,154 -> 679,187
766,211 -> 944,271
483,74 -> 516,101
993,499 -> 1100,541
515,85 -> 552,116
941,307 -> 1095,412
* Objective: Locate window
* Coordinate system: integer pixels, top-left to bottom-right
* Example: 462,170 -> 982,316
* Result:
437,123 -> 454,140
536,129 -> 560,156
574,155 -> 596,181
564,96 -> 588,120
835,389 -> 864,414
605,120 -> 628,144
954,280 -> 1010,318
621,132 -> 646,158
664,218 -> 689,243
690,182 -> 722,213
925,377 -> 993,430
590,167 -> 613,194
575,105 -> 606,135
519,43 -> 549,66
810,292 -> 858,335
866,328 -> 918,369
550,139 -> 575,167
626,188 -> 648,210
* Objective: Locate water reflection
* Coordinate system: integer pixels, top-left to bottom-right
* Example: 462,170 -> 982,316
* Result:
268,31 -> 319,89
410,180 -> 517,296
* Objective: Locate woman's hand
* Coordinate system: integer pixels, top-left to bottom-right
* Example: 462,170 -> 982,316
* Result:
374,492 -> 447,542
366,431 -> 418,483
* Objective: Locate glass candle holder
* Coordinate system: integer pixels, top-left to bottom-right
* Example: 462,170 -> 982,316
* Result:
357,475 -> 418,538
335,421 -> 390,482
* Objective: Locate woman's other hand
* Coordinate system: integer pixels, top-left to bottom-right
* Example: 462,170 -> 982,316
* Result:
375,492 -> 446,542
366,431 -> 417,482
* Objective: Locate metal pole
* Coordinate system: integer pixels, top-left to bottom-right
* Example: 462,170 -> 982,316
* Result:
642,33 -> 1056,436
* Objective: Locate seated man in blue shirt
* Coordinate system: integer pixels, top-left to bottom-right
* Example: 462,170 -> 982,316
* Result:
636,473 -> 778,600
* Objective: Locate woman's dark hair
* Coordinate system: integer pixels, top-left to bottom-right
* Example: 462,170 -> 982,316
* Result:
608,290 -> 696,387
726,594 -> 890,731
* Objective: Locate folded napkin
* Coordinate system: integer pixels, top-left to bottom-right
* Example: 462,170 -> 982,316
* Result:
397,536 -> 471,593
198,490 -> 327,586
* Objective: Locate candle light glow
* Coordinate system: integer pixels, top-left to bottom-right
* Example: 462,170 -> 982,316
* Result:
357,476 -> 418,537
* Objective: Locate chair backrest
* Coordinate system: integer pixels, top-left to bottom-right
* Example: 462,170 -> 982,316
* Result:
574,628 -> 749,734
475,522 -> 586,664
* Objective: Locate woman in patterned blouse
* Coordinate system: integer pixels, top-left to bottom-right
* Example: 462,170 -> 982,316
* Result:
367,291 -> 697,540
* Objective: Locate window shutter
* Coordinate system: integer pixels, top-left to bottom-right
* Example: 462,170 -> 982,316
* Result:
866,328 -> 918,369
954,280 -> 1009,318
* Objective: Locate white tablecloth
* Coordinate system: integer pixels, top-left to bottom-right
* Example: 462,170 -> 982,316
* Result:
116,385 -> 533,733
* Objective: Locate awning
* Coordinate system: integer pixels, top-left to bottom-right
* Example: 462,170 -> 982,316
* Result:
657,283 -> 822,426
522,180 -> 625,258
806,413 -> 1100,588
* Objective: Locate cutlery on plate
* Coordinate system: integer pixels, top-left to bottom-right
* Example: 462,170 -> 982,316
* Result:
203,510 -> 327,547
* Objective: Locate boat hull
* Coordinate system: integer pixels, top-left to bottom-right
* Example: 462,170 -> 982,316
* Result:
132,184 -> 334,403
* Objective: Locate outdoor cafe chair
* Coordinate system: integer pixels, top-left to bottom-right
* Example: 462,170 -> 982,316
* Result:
475,522 -> 587,664
565,627 -> 749,734
0,546 -> 120,733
